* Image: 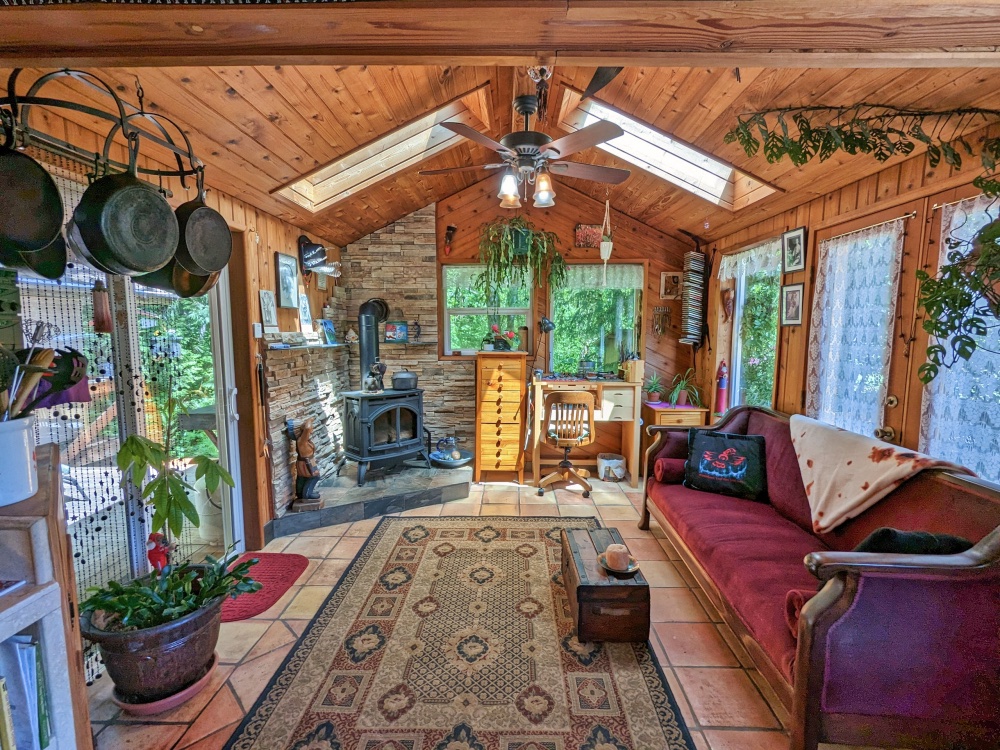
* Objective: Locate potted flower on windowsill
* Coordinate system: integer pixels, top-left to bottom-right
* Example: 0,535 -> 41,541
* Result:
644,373 -> 663,403
79,390 -> 261,712
667,368 -> 703,407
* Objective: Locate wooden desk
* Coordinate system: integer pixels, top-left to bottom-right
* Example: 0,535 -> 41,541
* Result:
530,378 -> 642,488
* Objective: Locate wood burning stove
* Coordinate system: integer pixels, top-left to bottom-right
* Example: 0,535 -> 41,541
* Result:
343,388 -> 430,485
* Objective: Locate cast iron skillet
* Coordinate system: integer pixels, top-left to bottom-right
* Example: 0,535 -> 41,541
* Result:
174,168 -> 232,276
135,260 -> 220,299
0,117 -> 63,256
74,134 -> 178,277
66,219 -> 120,276
0,232 -> 68,281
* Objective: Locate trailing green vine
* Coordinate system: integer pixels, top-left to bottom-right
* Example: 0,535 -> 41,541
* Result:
476,215 -> 566,297
724,104 -> 1000,381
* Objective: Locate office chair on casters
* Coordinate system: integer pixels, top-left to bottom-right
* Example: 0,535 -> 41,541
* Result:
537,391 -> 596,497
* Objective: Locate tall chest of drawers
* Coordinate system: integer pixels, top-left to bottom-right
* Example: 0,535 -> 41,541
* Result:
474,352 -> 528,483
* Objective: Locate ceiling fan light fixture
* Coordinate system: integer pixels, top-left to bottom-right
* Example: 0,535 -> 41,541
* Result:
533,170 -> 556,208
498,171 -> 522,209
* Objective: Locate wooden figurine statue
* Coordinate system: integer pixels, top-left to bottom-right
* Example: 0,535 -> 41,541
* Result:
295,418 -> 321,501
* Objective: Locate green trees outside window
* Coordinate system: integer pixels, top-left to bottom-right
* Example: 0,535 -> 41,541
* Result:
735,271 -> 779,407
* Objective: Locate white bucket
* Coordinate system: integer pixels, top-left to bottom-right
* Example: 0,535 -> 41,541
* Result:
0,416 -> 38,506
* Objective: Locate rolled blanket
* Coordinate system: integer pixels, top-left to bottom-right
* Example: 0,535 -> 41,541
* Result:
784,588 -> 815,638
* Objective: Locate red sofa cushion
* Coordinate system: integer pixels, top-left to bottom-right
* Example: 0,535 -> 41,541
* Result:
747,411 -> 813,533
648,480 -> 826,682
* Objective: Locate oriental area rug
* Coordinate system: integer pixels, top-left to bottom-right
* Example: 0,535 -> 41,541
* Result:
224,517 -> 694,750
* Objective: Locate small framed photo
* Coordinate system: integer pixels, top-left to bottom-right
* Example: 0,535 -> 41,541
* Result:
782,227 -> 807,273
659,270 -> 682,300
574,224 -> 603,249
276,253 -> 299,308
259,289 -> 279,333
317,273 -> 328,291
298,290 -> 313,330
318,319 -> 336,345
384,321 -> 408,343
781,283 -> 805,326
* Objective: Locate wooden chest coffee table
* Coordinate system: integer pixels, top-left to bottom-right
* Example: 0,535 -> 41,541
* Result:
560,528 -> 651,643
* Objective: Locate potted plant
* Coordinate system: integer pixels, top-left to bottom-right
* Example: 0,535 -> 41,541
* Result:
667,368 -> 703,407
79,385 -> 261,711
477,215 -> 566,293
0,336 -> 89,506
644,373 -> 663,403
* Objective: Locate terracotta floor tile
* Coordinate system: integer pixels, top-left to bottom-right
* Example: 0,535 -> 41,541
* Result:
400,504 -> 443,516
748,669 -> 791,728
87,675 -> 121,722
94,720 -> 187,750
283,619 -> 311,636
662,668 -> 697,728
689,730 -> 711,750
282,585 -> 332,619
346,518 -> 381,536
715,624 -> 755,669
703,729 -> 789,750
228,644 -> 294,711
176,721 -> 241,750
556,493 -> 597,506
483,490 -> 519,504
658,536 -> 683,560
252,584 -> 300,620
612,522 -> 656,539
439,502 -> 481,516
674,668 -> 781,728
294,558 -> 320,585
480,503 -> 519,516
329,536 -> 368,558
693,589 -> 725,623
653,623 -> 740,667
558,506 -> 600,518
175,684 -> 243,747
216,620 -> 270,664
520,492 -> 557,505
244,620 -> 298,662
261,536 -> 292,552
282,536 -> 339,558
650,588 -> 711,623
591,492 -> 632,505
520,504 -> 562,516
599,505 -> 641,522
674,559 -> 702,588
639,560 -> 687,587
589,480 -> 626,494
297,525 -> 346,537
623,537 -> 668,561
308,558 -> 350,585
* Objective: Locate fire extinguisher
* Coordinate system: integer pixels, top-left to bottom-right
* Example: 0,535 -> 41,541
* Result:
715,360 -> 729,416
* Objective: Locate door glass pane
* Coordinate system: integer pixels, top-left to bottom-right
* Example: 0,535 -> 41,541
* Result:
919,196 -> 1000,481
806,219 -> 906,435
733,271 -> 780,407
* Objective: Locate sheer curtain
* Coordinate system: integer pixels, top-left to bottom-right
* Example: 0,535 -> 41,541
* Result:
919,195 -> 1000,480
717,237 -> 782,281
806,219 -> 906,436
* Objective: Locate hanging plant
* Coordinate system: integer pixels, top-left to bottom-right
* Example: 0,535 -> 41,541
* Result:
476,215 -> 566,294
724,104 -> 1000,381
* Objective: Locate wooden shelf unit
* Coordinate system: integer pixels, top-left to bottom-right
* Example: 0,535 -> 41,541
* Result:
474,352 -> 528,484
0,445 -> 92,750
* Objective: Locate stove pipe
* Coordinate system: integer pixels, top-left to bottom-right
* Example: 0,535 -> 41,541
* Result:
358,313 -> 380,381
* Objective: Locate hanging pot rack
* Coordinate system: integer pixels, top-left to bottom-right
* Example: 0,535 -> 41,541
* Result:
0,68 -> 205,191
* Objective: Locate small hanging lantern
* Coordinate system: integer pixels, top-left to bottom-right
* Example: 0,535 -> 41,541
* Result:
600,199 -> 614,284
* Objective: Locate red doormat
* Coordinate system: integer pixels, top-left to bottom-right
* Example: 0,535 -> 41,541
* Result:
221,552 -> 310,622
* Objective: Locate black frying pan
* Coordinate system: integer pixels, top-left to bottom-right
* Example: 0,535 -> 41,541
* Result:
74,134 -> 178,277
0,118 -> 63,256
174,169 -> 232,276
66,219 -> 120,276
135,260 -> 219,299
0,232 -> 67,281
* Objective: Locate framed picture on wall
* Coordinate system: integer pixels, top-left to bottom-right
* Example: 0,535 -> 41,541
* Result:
259,289 -> 279,333
574,224 -> 603,248
317,273 -> 328,291
276,253 -> 299,308
298,290 -> 313,330
782,227 -> 807,273
659,270 -> 682,300
384,321 -> 409,343
781,283 -> 805,326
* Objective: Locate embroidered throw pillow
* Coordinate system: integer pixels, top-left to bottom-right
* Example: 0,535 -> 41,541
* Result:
684,430 -> 768,501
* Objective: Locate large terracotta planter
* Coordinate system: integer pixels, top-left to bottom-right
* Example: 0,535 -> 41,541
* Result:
81,591 -> 222,706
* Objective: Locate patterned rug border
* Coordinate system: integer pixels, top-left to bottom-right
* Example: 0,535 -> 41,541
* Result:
222,515 -> 697,750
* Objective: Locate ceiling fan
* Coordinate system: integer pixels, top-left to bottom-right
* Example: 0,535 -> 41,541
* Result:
419,94 -> 630,208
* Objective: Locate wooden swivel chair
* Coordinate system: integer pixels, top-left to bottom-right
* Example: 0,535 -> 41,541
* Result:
537,391 -> 596,497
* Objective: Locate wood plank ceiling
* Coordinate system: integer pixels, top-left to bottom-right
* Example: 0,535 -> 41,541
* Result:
5,64 -> 998,247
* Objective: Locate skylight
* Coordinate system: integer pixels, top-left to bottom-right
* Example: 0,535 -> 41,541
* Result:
558,92 -> 776,210
274,86 -> 490,213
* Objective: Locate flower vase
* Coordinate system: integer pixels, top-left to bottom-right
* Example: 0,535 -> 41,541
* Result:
0,416 -> 37,506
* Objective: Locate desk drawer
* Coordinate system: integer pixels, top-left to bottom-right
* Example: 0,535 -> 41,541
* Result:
601,387 -> 635,411
479,392 -> 523,418
654,411 -> 705,427
478,382 -> 523,401
478,357 -> 520,381
601,403 -> 633,422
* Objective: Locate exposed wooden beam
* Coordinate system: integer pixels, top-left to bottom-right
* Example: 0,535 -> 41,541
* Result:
4,1 -> 1000,67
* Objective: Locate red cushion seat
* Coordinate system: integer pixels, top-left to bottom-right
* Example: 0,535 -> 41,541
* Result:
648,481 -> 827,681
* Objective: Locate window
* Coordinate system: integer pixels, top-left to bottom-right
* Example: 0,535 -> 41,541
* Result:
919,195 -> 1000,482
550,264 -> 643,373
558,93 -> 775,210
442,265 -> 531,355
720,239 -> 781,407
806,218 -> 906,436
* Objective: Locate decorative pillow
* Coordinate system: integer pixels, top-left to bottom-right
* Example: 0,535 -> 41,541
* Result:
684,430 -> 767,501
653,458 -> 686,484
784,588 -> 816,638
854,527 -> 974,555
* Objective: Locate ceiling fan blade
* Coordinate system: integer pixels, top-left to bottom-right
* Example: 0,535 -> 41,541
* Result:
582,67 -> 624,100
419,164 -> 506,176
539,120 -> 624,159
439,121 -> 514,155
549,161 -> 631,184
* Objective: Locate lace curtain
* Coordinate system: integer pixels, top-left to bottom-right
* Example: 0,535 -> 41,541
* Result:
563,263 -> 644,290
718,237 -> 782,281
805,219 -> 906,436
919,195 -> 1000,480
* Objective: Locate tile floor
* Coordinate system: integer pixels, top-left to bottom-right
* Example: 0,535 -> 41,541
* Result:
87,479 -> 873,750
